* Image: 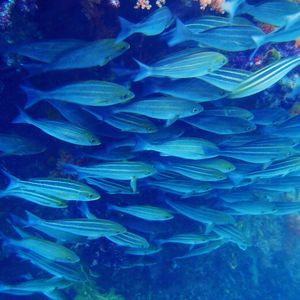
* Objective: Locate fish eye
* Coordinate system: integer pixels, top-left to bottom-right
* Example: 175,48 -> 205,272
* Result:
91,138 -> 96,143
192,107 -> 198,113
89,193 -> 94,198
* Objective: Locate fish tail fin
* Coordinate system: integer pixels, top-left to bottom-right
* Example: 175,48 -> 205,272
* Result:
116,17 -> 134,42
1,169 -> 20,190
133,135 -> 148,152
133,59 -> 152,82
284,11 -> 300,29
11,225 -> 31,239
25,210 -> 42,226
250,35 -> 266,60
222,0 -> 245,19
79,202 -> 96,219
12,107 -> 32,125
167,18 -> 192,47
21,85 -> 44,109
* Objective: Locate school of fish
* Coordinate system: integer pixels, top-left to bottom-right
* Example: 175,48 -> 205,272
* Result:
1,0 -> 300,298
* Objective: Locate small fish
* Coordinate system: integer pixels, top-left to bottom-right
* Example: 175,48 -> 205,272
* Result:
23,81 -> 135,108
170,20 -> 265,51
174,240 -> 225,259
252,107 -> 289,126
200,68 -> 252,92
63,160 -> 156,192
189,158 -> 236,173
12,109 -> 101,146
113,96 -> 203,126
0,188 -> 67,208
2,234 -> 80,263
157,161 -> 227,181
254,177 -> 300,193
134,49 -> 227,81
212,224 -> 250,250
166,200 -> 235,225
144,78 -> 227,102
3,171 -> 100,201
200,106 -> 253,120
183,115 -> 256,135
237,0 -> 300,27
135,137 -> 220,160
273,202 -> 300,215
149,178 -> 213,197
18,251 -> 88,282
26,211 -> 126,238
0,133 -> 45,156
157,232 -> 220,245
116,6 -> 173,41
6,39 -> 86,63
125,245 -> 162,256
86,178 -> 136,194
108,204 -> 174,221
26,39 -> 129,74
223,201 -> 278,215
0,277 -> 71,295
229,56 -> 300,99
106,231 -> 150,248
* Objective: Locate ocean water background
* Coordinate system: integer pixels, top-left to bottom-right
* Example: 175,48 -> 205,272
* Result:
1,0 -> 300,299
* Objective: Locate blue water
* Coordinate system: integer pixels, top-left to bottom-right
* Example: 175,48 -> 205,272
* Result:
1,1 -> 300,299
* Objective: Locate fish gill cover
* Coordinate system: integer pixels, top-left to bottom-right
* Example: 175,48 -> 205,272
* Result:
1,0 -> 300,299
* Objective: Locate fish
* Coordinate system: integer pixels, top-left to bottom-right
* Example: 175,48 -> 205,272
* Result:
156,161 -> 227,181
2,171 -> 100,201
0,133 -> 45,156
108,204 -> 174,221
2,234 -> 80,263
273,202 -> 300,215
134,137 -> 220,160
166,15 -> 253,45
0,188 -> 68,208
200,106 -> 253,120
254,177 -> 300,193
166,200 -> 235,225
134,48 -> 228,81
148,178 -> 213,197
116,6 -> 173,41
170,19 -> 265,51
237,0 -> 300,27
17,251 -> 87,282
252,107 -> 289,126
174,240 -> 225,259
63,160 -> 156,192
229,56 -> 300,99
26,39 -> 130,74
106,231 -> 150,248
5,39 -> 86,63
12,109 -> 101,146
223,201 -> 278,215
23,81 -> 135,108
157,232 -> 221,245
252,12 -> 300,49
125,245 -> 162,256
0,277 -> 71,295
144,78 -> 227,102
199,68 -> 252,92
25,210 -> 126,238
85,109 -> 158,134
86,178 -> 137,194
113,96 -> 203,126
211,224 -> 250,250
183,115 -> 256,135
187,158 -> 236,173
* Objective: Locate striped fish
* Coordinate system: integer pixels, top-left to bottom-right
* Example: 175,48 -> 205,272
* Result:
106,231 -> 150,248
166,200 -> 235,225
13,109 -> 101,146
3,171 -> 100,201
26,211 -> 126,238
200,106 -> 253,120
157,233 -> 220,245
108,204 -> 174,221
17,251 -> 87,282
229,56 -> 300,98
125,245 -> 162,256
116,6 -> 173,41
200,68 -> 251,91
23,80 -> 135,108
86,178 -> 136,194
134,49 -> 227,81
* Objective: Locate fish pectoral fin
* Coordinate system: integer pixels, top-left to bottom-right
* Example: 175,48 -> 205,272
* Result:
165,117 -> 179,127
130,177 -> 137,193
205,223 -> 214,234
